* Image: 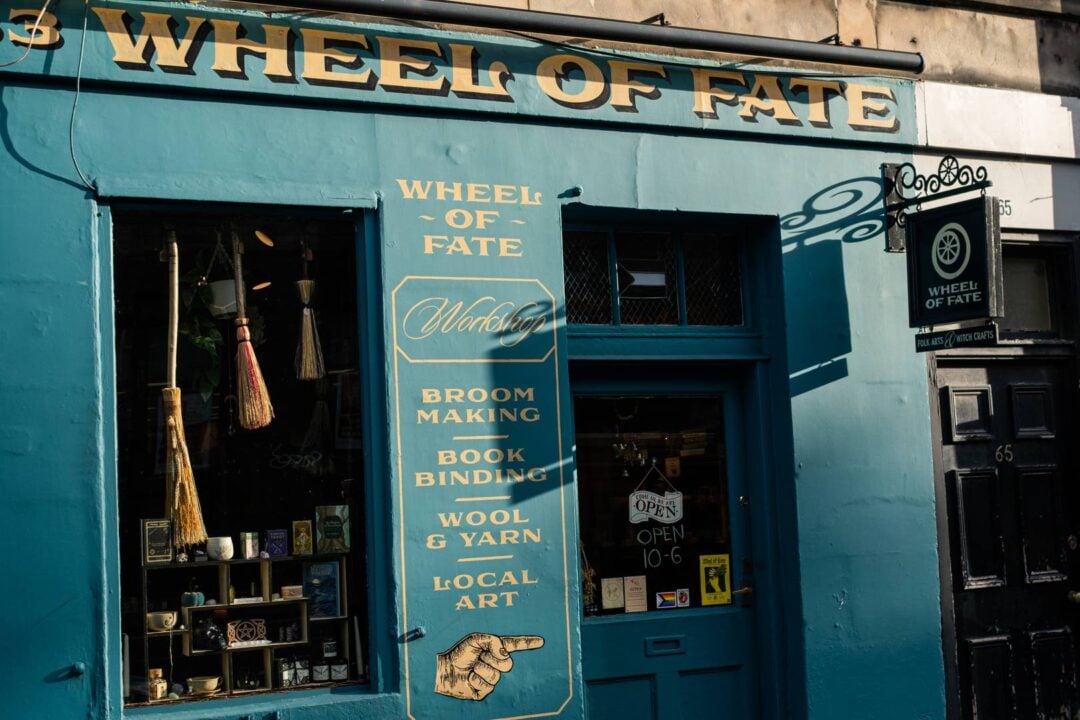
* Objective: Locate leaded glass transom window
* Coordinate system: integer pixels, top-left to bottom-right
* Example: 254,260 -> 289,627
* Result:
563,226 -> 743,327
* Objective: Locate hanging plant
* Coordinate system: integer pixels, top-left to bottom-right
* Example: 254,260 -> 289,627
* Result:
178,256 -> 225,402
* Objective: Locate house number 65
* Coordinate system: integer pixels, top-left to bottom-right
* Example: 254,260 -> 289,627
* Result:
995,444 -> 1014,463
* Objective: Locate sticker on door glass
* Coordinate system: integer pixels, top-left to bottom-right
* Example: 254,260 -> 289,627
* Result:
624,575 -> 648,613
700,554 -> 732,606
601,578 -> 625,610
655,591 -> 677,609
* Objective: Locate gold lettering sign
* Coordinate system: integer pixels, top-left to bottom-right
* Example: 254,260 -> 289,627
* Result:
5,8 -> 906,135
8,7 -> 63,49
210,19 -> 293,81
846,83 -> 900,131
691,68 -> 747,118
300,28 -> 375,88
93,9 -> 206,70
377,36 -> 450,95
535,54 -> 608,109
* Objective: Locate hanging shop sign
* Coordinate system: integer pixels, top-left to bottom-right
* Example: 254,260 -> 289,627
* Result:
906,196 -> 1003,328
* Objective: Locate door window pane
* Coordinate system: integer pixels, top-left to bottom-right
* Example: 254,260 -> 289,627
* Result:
563,231 -> 612,325
682,233 -> 744,326
615,232 -> 679,325
575,396 -> 731,615
1001,256 -> 1053,333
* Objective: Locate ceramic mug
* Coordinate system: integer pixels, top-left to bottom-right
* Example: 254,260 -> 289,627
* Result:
146,611 -> 177,631
206,536 -> 234,560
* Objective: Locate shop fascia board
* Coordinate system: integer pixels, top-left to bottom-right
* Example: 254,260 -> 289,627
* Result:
0,2 -> 920,149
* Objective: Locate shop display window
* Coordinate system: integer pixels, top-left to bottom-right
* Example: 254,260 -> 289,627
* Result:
563,227 -> 743,327
575,396 -> 732,615
112,211 -> 367,706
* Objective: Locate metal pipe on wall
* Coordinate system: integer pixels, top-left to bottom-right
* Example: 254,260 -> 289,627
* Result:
242,0 -> 925,73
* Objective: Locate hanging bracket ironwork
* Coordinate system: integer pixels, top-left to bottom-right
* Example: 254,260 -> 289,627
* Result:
881,155 -> 992,252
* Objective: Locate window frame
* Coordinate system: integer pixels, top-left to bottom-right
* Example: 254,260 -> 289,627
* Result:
99,200 -> 400,719
561,208 -> 776,361
997,237 -> 1076,342
562,222 -> 750,332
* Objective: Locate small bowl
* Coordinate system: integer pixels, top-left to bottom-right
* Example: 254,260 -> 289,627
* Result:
206,536 -> 234,561
146,611 -> 177,632
187,675 -> 221,694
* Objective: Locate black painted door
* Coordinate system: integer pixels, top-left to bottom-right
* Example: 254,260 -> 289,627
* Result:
938,360 -> 1080,719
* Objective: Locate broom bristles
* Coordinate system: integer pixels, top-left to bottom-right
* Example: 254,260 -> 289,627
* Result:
236,321 -> 274,429
296,279 -> 326,380
162,387 -> 207,548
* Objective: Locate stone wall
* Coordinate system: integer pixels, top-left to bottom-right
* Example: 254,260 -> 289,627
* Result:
447,0 -> 1080,94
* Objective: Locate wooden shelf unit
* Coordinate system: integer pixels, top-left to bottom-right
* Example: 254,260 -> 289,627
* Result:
137,553 -> 350,702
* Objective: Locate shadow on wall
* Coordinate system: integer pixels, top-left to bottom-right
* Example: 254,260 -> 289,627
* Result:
0,85 -> 90,193
496,297 -> 567,508
780,175 -> 887,398
1048,98 -> 1078,235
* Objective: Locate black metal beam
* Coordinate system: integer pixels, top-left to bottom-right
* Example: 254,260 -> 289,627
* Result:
246,0 -> 925,73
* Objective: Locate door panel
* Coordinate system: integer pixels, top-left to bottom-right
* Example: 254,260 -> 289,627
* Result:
1016,467 -> 1067,583
938,361 -> 1080,719
586,675 -> 657,720
583,612 -> 752,720
573,389 -> 755,720
953,468 -> 1007,589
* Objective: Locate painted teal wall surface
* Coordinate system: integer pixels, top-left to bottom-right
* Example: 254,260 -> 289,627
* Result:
0,2 -> 942,719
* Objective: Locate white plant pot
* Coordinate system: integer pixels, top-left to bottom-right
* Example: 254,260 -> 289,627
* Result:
206,279 -> 237,319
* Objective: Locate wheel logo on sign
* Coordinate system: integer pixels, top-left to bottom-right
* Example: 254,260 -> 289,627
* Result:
931,222 -> 971,280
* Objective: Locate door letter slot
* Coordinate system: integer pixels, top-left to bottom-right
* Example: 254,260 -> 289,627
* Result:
645,635 -> 686,657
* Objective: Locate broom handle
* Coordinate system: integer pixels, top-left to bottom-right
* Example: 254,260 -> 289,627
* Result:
232,230 -> 247,320
166,230 -> 179,389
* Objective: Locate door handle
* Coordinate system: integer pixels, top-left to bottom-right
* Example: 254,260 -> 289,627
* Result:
733,583 -> 753,606
1068,591 -> 1080,604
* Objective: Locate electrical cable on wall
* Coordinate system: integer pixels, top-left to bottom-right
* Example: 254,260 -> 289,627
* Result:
0,0 -> 96,192
69,0 -> 97,194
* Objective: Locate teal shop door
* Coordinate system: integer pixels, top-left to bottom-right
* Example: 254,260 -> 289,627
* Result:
573,380 -> 756,720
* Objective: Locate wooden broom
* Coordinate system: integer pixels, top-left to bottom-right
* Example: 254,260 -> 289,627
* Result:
232,229 -> 274,429
162,230 -> 207,549
295,241 -> 326,381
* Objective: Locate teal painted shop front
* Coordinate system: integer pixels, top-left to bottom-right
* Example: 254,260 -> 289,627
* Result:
0,2 -> 944,719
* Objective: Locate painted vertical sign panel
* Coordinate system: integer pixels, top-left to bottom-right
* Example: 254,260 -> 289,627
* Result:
386,180 -> 581,719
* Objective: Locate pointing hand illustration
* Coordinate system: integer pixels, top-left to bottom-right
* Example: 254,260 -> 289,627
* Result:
436,632 -> 545,701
